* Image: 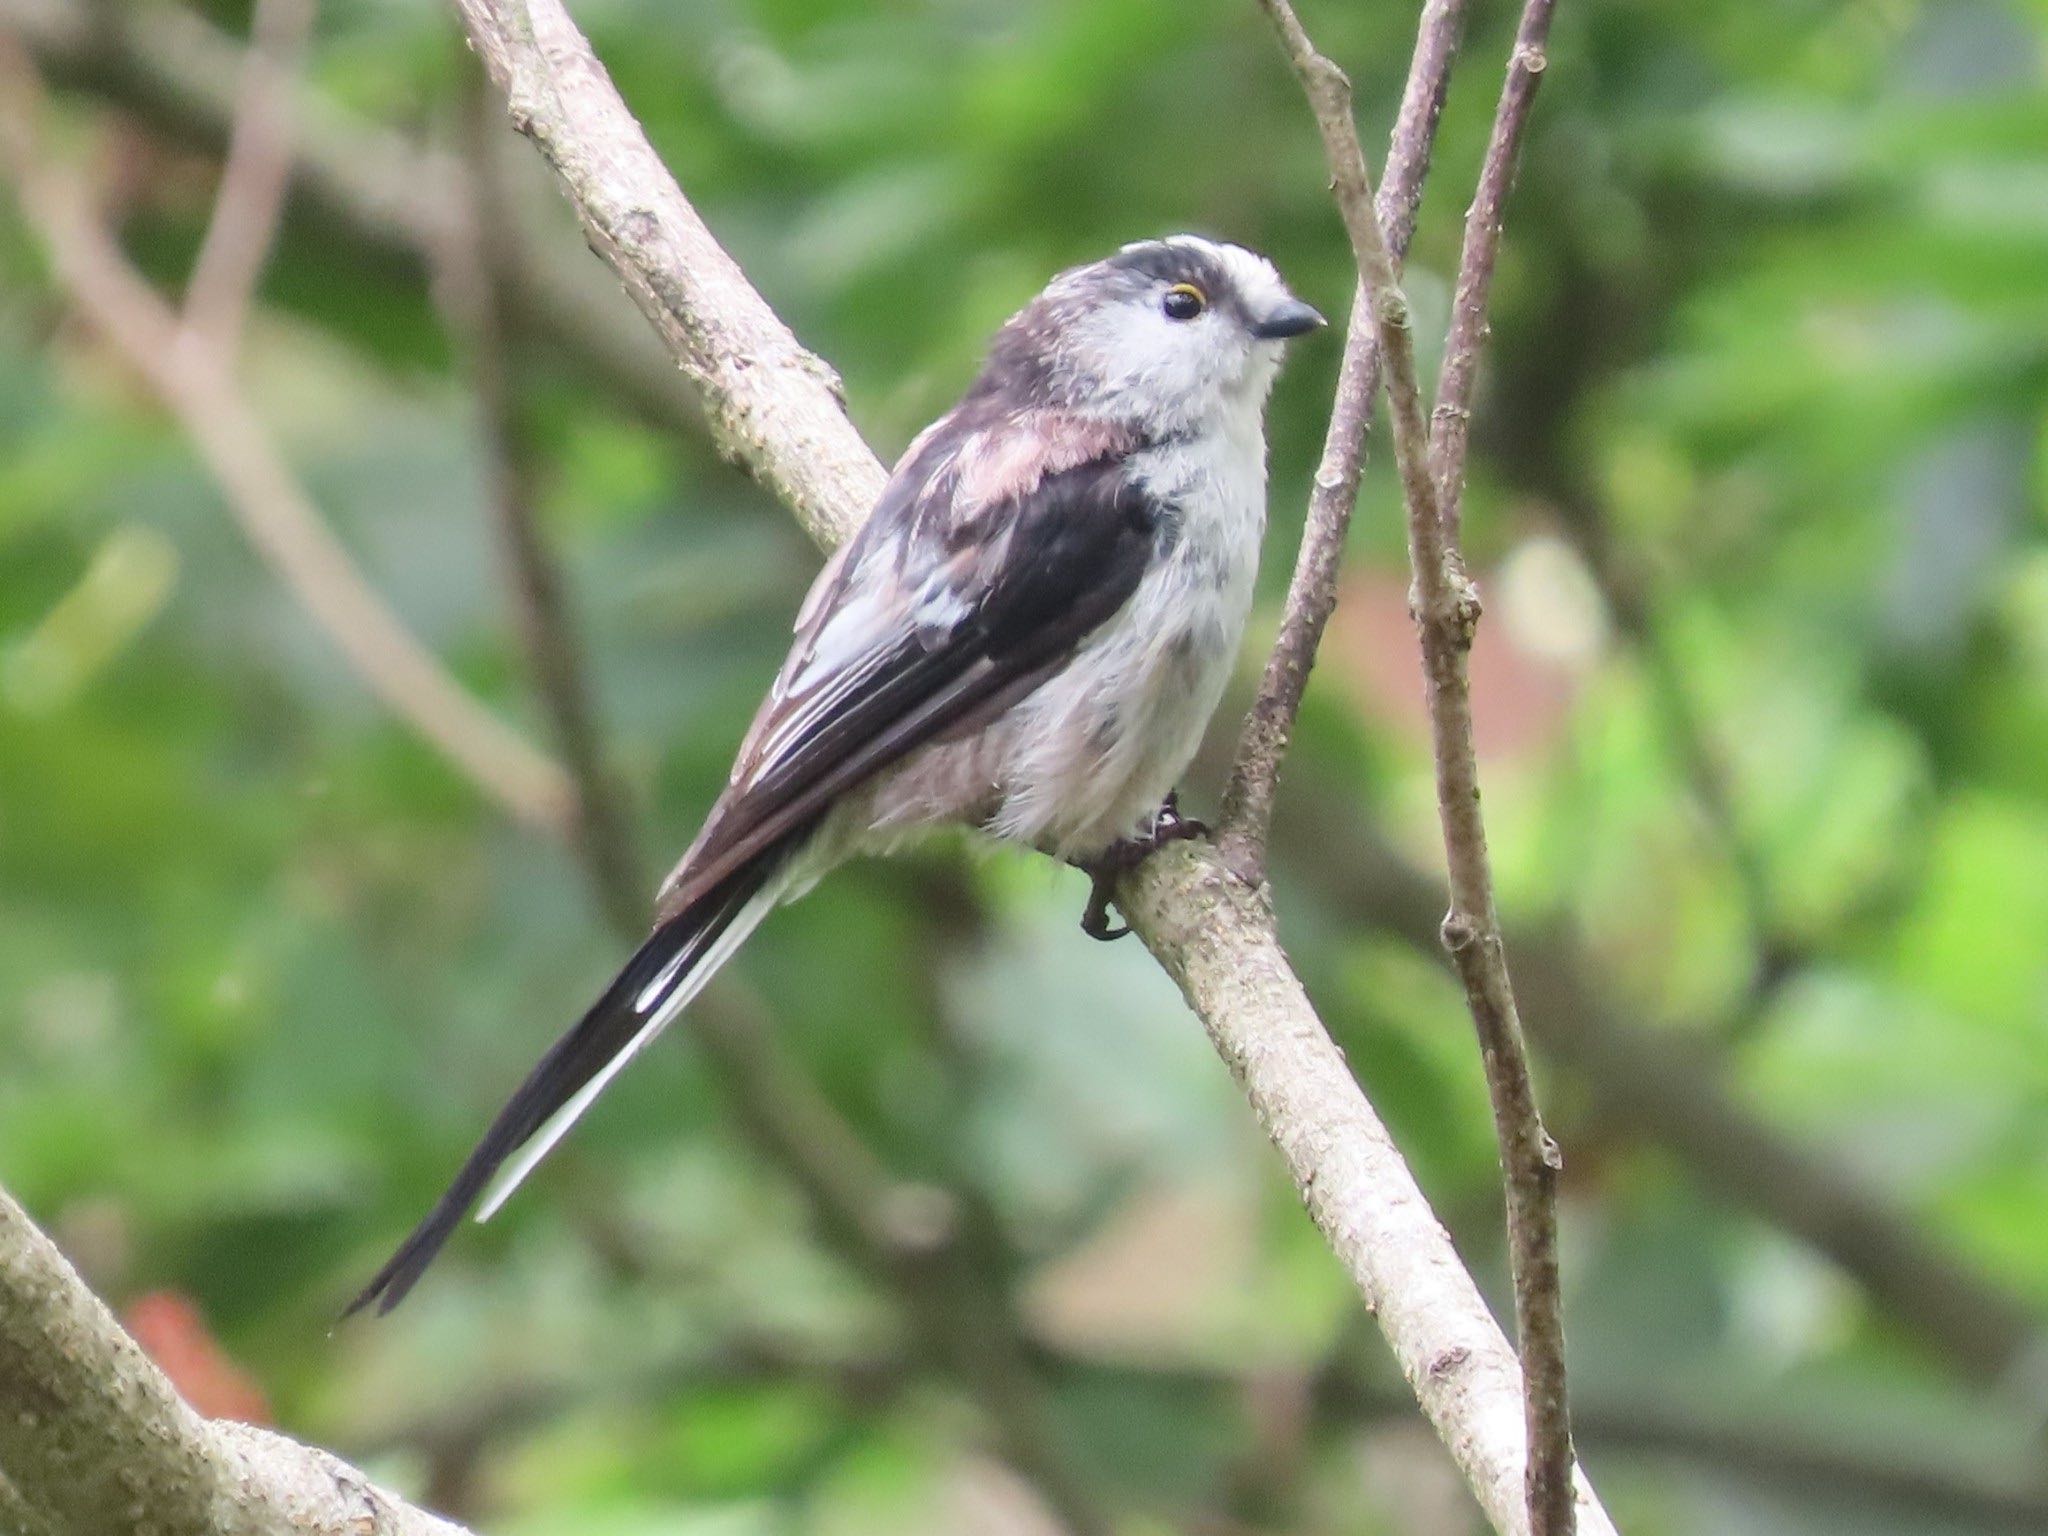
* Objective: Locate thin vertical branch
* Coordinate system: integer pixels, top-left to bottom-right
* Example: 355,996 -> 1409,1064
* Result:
1251,1 -> 1576,1534
1218,0 -> 1470,883
1431,0 -> 1555,535
1435,0 -> 1810,1047
177,0 -> 316,355
1424,4 -> 1571,1534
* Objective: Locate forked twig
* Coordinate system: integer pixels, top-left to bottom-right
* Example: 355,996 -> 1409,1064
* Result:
1250,0 -> 1577,1531
1219,0 -> 1469,880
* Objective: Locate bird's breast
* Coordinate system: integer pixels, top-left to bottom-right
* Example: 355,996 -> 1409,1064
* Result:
980,428 -> 1268,856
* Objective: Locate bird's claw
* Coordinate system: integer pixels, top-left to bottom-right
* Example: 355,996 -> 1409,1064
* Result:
1080,865 -> 1131,941
1075,792 -> 1209,942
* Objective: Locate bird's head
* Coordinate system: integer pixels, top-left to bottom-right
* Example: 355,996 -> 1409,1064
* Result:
980,235 -> 1324,437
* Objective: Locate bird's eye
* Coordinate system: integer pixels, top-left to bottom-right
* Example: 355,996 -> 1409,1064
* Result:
1162,283 -> 1207,321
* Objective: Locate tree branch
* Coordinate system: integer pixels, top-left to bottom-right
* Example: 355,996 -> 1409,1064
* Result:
441,3 -> 1617,1531
1249,1 -> 1574,1532
1426,3 -> 1572,1531
1217,0 -> 1469,881
0,1186 -> 472,1536
1431,0 -> 1555,538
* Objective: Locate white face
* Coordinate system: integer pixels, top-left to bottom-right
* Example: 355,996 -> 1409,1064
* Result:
1049,237 -> 1316,434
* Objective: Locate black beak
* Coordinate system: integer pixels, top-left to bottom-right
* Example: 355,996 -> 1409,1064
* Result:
1251,298 -> 1326,340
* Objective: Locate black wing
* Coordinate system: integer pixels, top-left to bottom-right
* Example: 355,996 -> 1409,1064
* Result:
660,434 -> 1164,916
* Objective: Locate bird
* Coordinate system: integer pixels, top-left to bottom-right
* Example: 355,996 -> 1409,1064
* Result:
345,235 -> 1324,1316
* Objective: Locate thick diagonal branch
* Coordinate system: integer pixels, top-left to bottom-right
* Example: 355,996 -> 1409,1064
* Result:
0,1186 -> 472,1536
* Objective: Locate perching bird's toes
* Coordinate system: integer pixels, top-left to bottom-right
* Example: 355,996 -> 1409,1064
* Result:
1077,793 -> 1212,941
1080,862 -> 1132,942
1076,839 -> 1148,941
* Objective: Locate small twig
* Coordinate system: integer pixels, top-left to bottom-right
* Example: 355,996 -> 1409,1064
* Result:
1431,0 -> 1555,538
0,41 -> 573,836
1252,1 -> 1577,1533
1217,0 -> 1470,883
176,0 -> 315,355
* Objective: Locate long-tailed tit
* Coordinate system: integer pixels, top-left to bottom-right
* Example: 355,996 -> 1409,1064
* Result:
347,235 -> 1323,1314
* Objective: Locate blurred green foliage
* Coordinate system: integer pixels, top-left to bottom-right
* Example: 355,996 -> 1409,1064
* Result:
3,0 -> 2047,1532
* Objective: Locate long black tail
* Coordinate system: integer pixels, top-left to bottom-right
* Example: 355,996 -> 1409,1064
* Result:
343,861 -> 776,1318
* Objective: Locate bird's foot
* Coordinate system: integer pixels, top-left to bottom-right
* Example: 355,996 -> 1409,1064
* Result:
1075,792 -> 1210,942
1078,847 -> 1142,941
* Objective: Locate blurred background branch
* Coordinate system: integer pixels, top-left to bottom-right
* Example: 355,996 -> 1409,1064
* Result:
0,38 -> 573,833
0,0 -> 705,433
175,0 -> 315,356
